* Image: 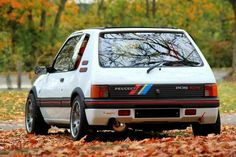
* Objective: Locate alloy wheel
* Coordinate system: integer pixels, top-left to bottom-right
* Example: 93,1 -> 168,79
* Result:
71,101 -> 81,138
26,99 -> 34,132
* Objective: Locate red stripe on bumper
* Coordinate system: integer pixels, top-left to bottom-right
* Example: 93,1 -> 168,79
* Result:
85,100 -> 219,105
40,100 -> 60,104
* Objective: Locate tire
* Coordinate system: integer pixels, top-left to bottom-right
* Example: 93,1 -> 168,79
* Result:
25,93 -> 49,135
192,112 -> 221,136
70,96 -> 88,140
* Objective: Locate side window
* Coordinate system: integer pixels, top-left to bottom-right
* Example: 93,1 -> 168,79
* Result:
53,36 -> 81,72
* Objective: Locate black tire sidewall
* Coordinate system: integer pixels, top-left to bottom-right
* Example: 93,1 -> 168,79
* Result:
25,93 -> 49,134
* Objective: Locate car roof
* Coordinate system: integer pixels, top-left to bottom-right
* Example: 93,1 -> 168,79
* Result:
86,26 -> 178,30
70,27 -> 185,36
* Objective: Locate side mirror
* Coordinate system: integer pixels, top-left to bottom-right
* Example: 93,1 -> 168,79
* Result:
34,66 -> 47,75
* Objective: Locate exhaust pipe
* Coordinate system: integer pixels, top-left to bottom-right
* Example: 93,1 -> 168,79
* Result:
112,119 -> 126,132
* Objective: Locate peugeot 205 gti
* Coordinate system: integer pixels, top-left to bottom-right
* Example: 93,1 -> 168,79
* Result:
25,27 -> 220,140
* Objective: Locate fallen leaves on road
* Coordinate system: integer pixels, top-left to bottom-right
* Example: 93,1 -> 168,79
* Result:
0,91 -> 27,120
0,126 -> 236,156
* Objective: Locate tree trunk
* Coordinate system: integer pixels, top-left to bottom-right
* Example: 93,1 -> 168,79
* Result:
54,0 -> 67,30
51,0 -> 67,45
39,8 -> 46,31
28,9 -> 34,29
232,3 -> 236,73
17,61 -> 22,89
152,0 -> 156,18
146,0 -> 149,18
10,21 -> 22,89
97,0 -> 104,16
12,27 -> 22,89
10,24 -> 17,57
229,0 -> 236,73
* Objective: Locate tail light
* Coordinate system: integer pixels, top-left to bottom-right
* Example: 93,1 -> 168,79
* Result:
205,84 -> 218,97
91,85 -> 109,98
185,109 -> 196,115
118,110 -> 131,116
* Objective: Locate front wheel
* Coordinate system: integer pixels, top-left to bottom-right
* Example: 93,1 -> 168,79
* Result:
192,112 -> 221,136
70,96 -> 88,140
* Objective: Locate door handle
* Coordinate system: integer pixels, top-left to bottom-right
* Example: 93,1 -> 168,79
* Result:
60,78 -> 64,82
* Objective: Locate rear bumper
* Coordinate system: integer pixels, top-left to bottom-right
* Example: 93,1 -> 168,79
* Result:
85,108 -> 219,125
84,98 -> 219,126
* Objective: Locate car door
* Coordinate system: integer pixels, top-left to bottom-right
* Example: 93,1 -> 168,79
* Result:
60,34 -> 87,99
38,34 -> 83,124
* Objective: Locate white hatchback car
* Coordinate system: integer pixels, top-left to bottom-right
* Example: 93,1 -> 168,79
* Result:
25,27 -> 220,140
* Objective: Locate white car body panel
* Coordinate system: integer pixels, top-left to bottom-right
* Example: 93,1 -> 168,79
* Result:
38,73 -> 63,98
40,107 -> 70,124
91,67 -> 215,85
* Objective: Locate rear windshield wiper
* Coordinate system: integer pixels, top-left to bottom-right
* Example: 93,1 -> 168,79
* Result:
146,62 -> 164,74
162,60 -> 200,66
147,60 -> 200,74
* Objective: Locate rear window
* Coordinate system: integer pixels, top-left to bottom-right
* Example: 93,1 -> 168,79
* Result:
99,31 -> 203,68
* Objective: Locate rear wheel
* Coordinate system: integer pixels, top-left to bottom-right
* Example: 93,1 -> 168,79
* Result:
192,112 -> 221,136
70,96 -> 88,140
25,94 -> 49,134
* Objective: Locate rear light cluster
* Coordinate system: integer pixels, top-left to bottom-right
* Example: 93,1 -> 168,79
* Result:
91,85 -> 109,98
204,84 -> 218,97
118,110 -> 131,116
185,109 -> 196,115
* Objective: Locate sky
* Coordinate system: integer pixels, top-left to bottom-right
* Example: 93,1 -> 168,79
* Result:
76,0 -> 94,4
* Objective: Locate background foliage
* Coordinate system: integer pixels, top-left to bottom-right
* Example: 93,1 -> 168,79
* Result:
0,0 -> 234,72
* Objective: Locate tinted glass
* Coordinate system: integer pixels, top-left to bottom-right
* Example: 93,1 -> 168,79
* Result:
99,32 -> 203,67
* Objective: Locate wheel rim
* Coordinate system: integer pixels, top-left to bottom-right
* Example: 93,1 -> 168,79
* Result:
26,99 -> 34,132
71,100 -> 81,138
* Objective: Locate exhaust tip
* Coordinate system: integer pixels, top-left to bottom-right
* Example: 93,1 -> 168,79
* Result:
112,120 -> 126,132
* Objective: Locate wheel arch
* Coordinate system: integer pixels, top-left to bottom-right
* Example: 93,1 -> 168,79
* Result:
28,86 -> 39,106
70,87 -> 85,106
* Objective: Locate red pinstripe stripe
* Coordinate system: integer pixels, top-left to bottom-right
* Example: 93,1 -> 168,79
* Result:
85,100 -> 218,105
40,100 -> 70,104
40,101 -> 60,104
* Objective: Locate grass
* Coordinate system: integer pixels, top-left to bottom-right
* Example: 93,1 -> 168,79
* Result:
218,81 -> 236,113
0,81 -> 235,121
